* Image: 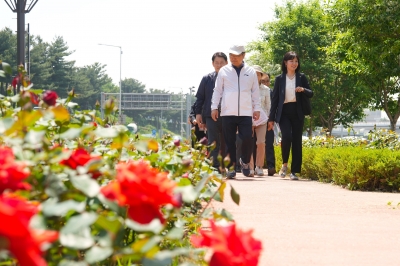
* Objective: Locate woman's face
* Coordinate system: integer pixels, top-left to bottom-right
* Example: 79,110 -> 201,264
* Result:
285,57 -> 299,72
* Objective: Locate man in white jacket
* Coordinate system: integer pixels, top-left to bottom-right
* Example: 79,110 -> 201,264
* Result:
211,45 -> 261,179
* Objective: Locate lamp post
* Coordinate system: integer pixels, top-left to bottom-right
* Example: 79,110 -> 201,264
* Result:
5,0 -> 39,68
186,86 -> 195,139
98,43 -> 122,123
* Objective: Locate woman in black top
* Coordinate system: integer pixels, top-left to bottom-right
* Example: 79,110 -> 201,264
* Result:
267,51 -> 313,180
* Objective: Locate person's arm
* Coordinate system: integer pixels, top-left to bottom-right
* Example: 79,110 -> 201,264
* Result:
268,76 -> 280,130
211,71 -> 223,121
251,72 -> 261,113
194,75 -> 207,124
300,74 -> 313,98
265,87 -> 271,117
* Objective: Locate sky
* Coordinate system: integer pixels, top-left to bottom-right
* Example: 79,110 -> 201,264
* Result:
1,0 -> 276,94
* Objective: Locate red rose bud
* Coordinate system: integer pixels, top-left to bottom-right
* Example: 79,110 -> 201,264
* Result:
173,192 -> 183,208
43,90 -> 58,106
173,139 -> 180,147
11,75 -> 20,88
182,172 -> 189,178
199,137 -> 208,145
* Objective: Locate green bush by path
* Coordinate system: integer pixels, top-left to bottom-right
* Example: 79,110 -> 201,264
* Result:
301,147 -> 400,191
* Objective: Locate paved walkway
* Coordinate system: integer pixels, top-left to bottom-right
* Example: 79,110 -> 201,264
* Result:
213,173 -> 400,266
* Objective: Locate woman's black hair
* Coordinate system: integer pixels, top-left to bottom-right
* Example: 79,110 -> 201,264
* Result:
212,52 -> 228,62
281,51 -> 300,73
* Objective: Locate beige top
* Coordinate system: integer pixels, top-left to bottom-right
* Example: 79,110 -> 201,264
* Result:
259,84 -> 271,116
284,75 -> 296,103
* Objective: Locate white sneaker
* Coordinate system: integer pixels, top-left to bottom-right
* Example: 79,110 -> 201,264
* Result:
279,165 -> 288,178
255,166 -> 264,176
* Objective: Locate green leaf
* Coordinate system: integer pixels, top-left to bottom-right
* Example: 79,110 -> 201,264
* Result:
143,249 -> 196,266
60,227 -> 94,250
59,260 -> 88,266
194,173 -> 210,194
166,227 -> 184,240
24,130 -> 46,145
95,215 -> 123,234
1,62 -> 12,75
61,212 -> 98,234
42,199 -> 86,217
60,213 -> 97,249
178,178 -> 192,186
218,182 -> 227,201
174,185 -> 197,203
125,218 -> 163,234
94,127 -> 119,138
85,246 -> 113,264
59,128 -> 82,140
0,118 -> 15,134
70,174 -> 100,197
230,184 -> 240,205
142,257 -> 172,266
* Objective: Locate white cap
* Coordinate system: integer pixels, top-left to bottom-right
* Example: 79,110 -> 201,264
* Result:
252,65 -> 264,73
229,44 -> 245,55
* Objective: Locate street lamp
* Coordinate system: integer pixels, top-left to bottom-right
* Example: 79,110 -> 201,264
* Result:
98,43 -> 122,123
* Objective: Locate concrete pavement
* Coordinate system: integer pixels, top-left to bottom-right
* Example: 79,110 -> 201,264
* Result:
213,173 -> 400,266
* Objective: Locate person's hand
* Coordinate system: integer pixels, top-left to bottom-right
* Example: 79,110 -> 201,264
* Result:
295,86 -> 305,92
268,121 -> 274,131
211,109 -> 219,121
192,119 -> 197,125
196,114 -> 203,125
253,111 -> 260,121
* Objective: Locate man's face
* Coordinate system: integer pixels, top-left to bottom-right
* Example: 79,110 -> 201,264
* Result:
256,72 -> 263,83
212,57 -> 228,73
261,75 -> 270,87
229,53 -> 245,67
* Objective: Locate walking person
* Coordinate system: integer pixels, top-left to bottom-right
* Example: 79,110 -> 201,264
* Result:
188,102 -> 206,147
211,45 -> 261,179
194,52 -> 228,171
249,65 -> 269,177
261,73 -> 277,176
267,51 -> 313,180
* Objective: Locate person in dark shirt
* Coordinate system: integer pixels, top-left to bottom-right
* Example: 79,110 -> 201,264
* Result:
188,102 -> 206,147
194,52 -> 228,171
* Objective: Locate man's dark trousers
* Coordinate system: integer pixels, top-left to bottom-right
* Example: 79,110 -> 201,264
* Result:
222,116 -> 253,169
206,116 -> 223,168
265,128 -> 276,169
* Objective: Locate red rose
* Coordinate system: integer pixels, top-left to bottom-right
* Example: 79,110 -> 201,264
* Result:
0,147 -> 31,194
0,194 -> 59,266
100,160 -> 179,224
42,91 -> 58,106
60,148 -> 102,179
11,74 -> 20,88
191,220 -> 262,266
199,137 -> 208,145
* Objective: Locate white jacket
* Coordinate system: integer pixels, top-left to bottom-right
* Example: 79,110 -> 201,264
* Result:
259,84 -> 271,116
211,63 -> 261,117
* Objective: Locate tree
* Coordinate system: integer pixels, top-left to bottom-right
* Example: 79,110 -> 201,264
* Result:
0,28 -> 17,94
328,0 -> 400,130
47,36 -> 75,97
248,0 -> 370,135
121,78 -> 145,93
29,36 -> 53,90
70,63 -> 113,109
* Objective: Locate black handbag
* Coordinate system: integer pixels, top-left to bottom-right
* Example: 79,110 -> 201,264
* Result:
301,93 -> 311,115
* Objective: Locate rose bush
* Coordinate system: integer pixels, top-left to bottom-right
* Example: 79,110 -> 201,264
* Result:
0,64 -> 262,265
